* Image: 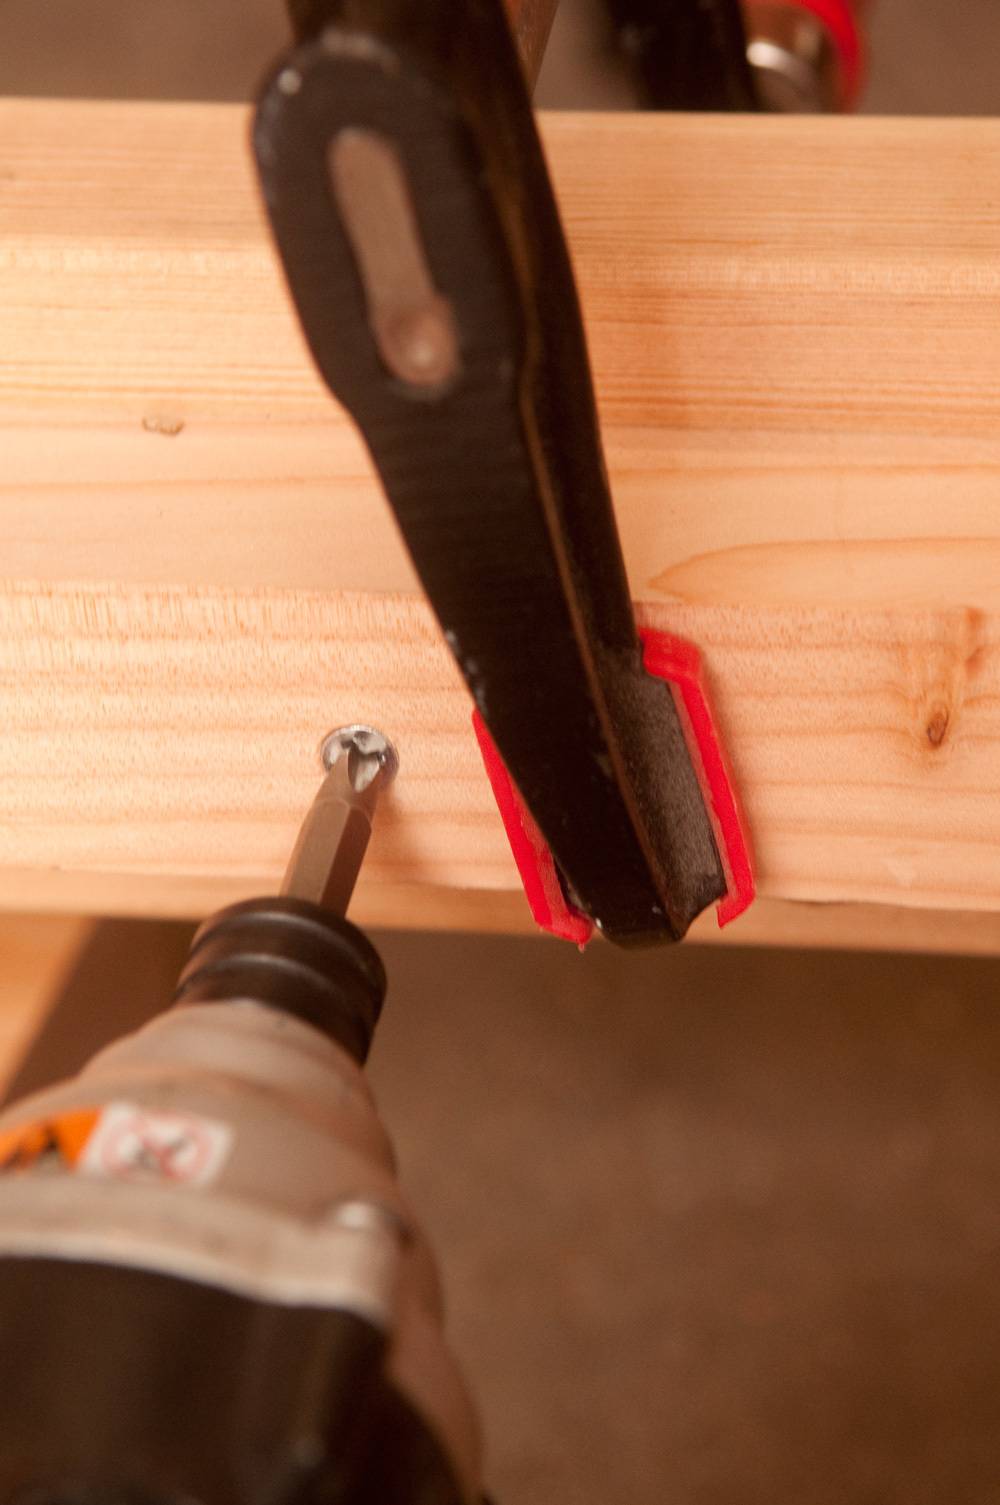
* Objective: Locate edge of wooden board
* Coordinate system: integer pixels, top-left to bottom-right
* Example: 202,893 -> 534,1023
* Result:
1,872 -> 998,957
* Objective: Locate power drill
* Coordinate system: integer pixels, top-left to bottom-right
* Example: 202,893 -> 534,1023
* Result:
0,727 -> 482,1505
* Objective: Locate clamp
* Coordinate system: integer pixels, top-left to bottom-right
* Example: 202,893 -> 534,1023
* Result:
254,0 -> 755,946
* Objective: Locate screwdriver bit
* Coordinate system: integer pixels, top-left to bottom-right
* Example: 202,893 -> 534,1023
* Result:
281,726 -> 399,916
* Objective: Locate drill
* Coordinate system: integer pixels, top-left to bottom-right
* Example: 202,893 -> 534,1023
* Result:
0,727 -> 482,1505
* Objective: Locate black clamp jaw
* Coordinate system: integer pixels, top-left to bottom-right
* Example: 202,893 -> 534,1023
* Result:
254,0 -> 751,946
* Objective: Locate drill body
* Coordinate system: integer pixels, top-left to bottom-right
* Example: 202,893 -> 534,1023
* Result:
0,738 -> 482,1505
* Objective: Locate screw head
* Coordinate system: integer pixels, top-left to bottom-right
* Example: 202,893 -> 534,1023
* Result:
320,725 -> 399,785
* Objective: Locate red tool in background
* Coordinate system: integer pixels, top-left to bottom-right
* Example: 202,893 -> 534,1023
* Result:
602,0 -> 869,112
743,0 -> 866,109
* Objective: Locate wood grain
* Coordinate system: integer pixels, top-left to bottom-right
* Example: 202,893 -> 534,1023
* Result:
0,917 -> 93,1090
4,100 -> 1000,939
2,877 -> 1000,961
0,581 -> 996,918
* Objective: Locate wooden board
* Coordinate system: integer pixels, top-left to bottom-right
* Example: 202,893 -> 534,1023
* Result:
0,917 -> 93,1092
0,876 -> 999,961
4,99 -> 1000,943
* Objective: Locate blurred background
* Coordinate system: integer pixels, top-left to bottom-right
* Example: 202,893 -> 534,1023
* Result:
0,0 -> 997,110
4,3 -> 1000,1501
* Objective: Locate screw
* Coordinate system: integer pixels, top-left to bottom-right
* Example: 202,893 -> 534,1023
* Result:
280,726 -> 399,914
321,725 -> 399,788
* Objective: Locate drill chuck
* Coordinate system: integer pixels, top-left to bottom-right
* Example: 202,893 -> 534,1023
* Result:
174,897 -> 386,1064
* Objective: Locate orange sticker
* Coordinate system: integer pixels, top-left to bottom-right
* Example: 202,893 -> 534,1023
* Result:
0,1108 -> 101,1173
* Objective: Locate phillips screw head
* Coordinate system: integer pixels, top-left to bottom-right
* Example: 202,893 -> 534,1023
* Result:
281,725 -> 399,914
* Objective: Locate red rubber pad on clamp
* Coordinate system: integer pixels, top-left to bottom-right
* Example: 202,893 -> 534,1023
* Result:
786,0 -> 864,106
472,710 -> 594,945
472,629 -> 755,944
640,630 -> 754,929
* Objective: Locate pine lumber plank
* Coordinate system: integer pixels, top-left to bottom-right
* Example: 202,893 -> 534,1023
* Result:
0,917 -> 94,1091
4,100 -> 1000,941
2,875 -> 1000,961
9,103 -> 1000,604
0,581 -> 995,918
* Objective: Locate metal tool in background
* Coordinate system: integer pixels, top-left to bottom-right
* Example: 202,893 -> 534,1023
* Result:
0,726 -> 484,1505
254,0 -> 755,947
601,0 -> 866,111
601,0 -> 760,109
742,0 -> 865,111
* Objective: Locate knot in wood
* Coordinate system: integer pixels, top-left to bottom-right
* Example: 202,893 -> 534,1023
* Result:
925,705 -> 949,748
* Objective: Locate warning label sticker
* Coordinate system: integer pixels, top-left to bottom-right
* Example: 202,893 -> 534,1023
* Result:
78,1104 -> 233,1186
0,1103 -> 232,1188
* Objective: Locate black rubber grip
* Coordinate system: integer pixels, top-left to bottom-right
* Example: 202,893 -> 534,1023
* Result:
173,897 -> 386,1063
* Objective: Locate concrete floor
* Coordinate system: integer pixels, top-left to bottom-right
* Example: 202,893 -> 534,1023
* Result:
372,934 -> 1000,1505
4,3 -> 1000,1501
